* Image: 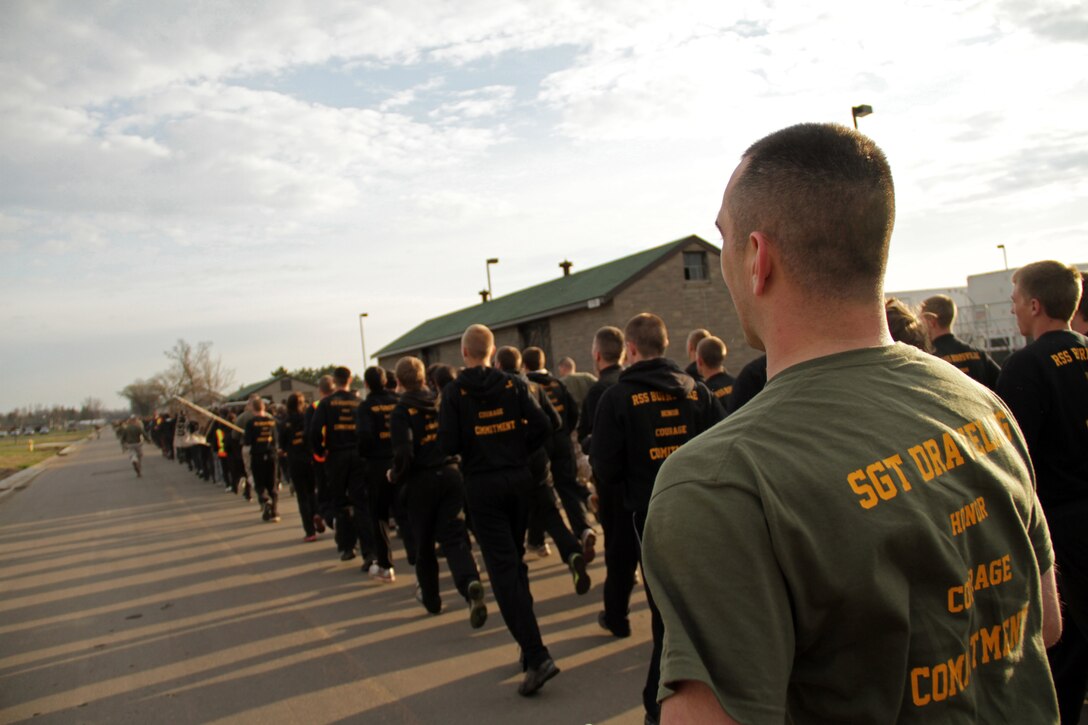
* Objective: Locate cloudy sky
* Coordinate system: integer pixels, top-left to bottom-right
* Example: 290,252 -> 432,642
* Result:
1,0 -> 1085,412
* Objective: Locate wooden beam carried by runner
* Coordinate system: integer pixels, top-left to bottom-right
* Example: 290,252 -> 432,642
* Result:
172,396 -> 244,433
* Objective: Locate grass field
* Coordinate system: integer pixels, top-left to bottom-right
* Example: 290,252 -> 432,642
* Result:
0,429 -> 94,480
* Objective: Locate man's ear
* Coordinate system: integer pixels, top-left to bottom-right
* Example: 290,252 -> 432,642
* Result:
750,231 -> 773,297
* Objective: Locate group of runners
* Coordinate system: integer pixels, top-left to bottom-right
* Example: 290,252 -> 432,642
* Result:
117,123 -> 1088,723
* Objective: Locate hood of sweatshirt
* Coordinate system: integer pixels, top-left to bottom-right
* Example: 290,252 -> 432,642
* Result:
618,358 -> 694,398
457,366 -> 514,400
400,388 -> 437,413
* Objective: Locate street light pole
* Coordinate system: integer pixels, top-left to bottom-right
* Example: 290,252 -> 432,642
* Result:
358,313 -> 368,369
852,104 -> 873,130
485,258 -> 499,301
997,244 -> 1008,271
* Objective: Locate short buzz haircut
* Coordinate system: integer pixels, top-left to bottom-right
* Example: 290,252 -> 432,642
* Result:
729,123 -> 895,302
523,346 -> 545,371
395,357 -> 426,391
363,366 -> 385,392
696,336 -> 727,369
921,295 -> 956,328
332,366 -> 352,386
317,374 -> 335,394
1013,261 -> 1083,322
687,329 -> 711,352
462,324 -> 494,361
594,326 -> 625,364
625,313 -> 668,358
558,356 -> 576,373
495,345 -> 521,372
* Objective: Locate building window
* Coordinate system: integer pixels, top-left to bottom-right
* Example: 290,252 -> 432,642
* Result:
280,378 -> 292,391
683,251 -> 708,281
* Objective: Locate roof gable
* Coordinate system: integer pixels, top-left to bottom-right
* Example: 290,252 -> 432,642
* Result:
375,235 -> 714,357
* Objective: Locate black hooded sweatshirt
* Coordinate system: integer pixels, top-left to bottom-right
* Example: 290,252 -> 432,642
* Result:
389,388 -> 451,484
439,366 -> 552,476
591,357 -> 721,512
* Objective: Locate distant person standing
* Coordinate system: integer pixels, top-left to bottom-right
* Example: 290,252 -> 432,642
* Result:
244,399 -> 280,523
439,324 -> 559,696
694,336 -> 732,413
557,356 -> 597,409
683,328 -> 711,382
997,261 -> 1088,723
921,294 -> 1001,389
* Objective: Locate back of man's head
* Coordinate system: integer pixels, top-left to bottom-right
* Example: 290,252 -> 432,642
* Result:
625,313 -> 668,359
1076,278 -> 1088,335
462,324 -> 494,363
594,326 -> 625,365
921,295 -> 956,329
523,346 -> 545,371
686,329 -> 711,358
729,123 -> 895,303
1013,261 -> 1083,323
495,346 -> 521,372
317,374 -> 335,396
557,357 -> 576,375
363,366 -> 385,393
332,366 -> 352,388
395,357 -> 425,392
696,336 -> 727,370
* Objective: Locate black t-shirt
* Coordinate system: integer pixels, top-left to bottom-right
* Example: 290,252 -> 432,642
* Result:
244,414 -> 278,458
727,355 -> 768,414
996,329 -> 1088,510
704,371 -> 735,405
577,364 -> 622,454
932,333 -> 1001,390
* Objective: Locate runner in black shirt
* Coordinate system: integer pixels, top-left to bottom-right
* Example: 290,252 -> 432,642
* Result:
922,294 -> 1001,389
390,356 -> 486,626
695,336 -> 732,415
997,261 -> 1088,722
281,392 -> 318,541
358,366 -> 400,583
244,399 -> 280,523
309,367 -> 375,565
438,324 -> 559,696
591,313 -> 722,724
726,354 -> 767,414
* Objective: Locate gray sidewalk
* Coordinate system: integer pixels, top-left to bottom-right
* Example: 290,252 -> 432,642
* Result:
0,437 -> 652,724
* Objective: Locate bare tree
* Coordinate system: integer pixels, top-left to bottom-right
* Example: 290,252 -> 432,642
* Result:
80,397 -> 103,420
157,339 -> 234,407
119,379 -> 164,417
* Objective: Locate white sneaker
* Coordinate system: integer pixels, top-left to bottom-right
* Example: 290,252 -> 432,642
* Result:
370,566 -> 395,584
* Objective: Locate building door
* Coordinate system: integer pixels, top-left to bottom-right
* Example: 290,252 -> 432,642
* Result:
518,320 -> 552,363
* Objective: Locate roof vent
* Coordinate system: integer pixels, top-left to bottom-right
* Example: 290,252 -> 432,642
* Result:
559,259 -> 573,277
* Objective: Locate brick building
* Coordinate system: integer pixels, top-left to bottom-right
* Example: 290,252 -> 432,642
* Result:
374,235 -> 758,375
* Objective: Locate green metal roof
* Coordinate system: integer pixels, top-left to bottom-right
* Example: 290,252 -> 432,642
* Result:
226,376 -> 283,402
375,235 -> 712,357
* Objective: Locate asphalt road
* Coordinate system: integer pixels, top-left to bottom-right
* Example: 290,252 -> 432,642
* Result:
0,437 -> 653,724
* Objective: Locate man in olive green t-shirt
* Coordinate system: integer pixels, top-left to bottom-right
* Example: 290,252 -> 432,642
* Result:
643,123 -> 1061,724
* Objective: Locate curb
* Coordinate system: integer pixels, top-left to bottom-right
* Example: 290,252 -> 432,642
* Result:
0,434 -> 93,503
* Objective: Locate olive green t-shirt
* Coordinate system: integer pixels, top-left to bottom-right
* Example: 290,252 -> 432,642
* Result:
644,344 -> 1057,724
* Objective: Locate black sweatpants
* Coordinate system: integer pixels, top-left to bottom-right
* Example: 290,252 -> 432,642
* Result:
364,456 -> 394,569
406,464 -> 480,612
325,449 -> 374,559
599,481 -> 639,631
464,468 -> 549,670
251,450 -> 278,515
289,454 -> 317,537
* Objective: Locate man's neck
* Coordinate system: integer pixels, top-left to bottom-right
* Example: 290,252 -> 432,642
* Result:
763,299 -> 892,380
1030,318 -> 1071,339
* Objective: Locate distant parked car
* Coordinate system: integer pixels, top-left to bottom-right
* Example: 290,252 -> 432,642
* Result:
39,427 -> 50,434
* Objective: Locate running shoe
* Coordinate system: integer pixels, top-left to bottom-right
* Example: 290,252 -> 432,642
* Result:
370,566 -> 395,584
467,580 -> 488,629
580,528 -> 597,564
303,534 -> 317,542
312,514 -> 326,533
518,657 -> 559,696
261,502 -> 272,521
527,543 -> 551,559
568,552 -> 590,595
